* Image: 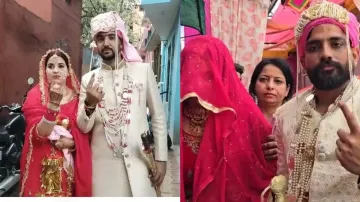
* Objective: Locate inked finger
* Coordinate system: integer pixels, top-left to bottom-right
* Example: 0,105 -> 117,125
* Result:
92,82 -> 99,90
339,102 -> 360,134
87,74 -> 95,89
97,86 -> 103,93
53,83 -> 61,89
50,82 -> 61,92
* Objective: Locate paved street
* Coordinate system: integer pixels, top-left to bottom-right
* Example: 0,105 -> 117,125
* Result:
161,145 -> 180,197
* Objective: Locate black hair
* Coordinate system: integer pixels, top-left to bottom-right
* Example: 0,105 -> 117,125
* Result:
249,58 -> 294,101
234,63 -> 244,75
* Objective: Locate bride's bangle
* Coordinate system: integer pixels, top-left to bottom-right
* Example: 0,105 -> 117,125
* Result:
84,99 -> 96,109
44,107 -> 59,122
41,116 -> 56,125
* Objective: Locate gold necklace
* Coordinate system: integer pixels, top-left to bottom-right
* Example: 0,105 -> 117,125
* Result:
184,108 -> 208,135
183,107 -> 208,154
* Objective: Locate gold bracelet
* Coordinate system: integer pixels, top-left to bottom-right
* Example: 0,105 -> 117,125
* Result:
41,116 -> 56,125
84,99 -> 96,109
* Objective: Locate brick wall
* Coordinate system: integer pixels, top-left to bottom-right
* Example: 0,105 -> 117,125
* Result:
0,0 -> 82,104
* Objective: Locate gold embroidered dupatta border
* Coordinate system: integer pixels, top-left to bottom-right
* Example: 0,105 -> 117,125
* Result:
19,125 -> 36,196
180,92 -> 235,114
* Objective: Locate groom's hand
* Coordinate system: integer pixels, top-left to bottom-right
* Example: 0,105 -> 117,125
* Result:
151,161 -> 167,187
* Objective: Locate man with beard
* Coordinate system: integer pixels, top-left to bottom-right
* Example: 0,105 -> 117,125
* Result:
262,2 -> 360,201
76,11 -> 168,197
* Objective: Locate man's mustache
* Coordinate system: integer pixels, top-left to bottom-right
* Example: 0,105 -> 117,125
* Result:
102,48 -> 113,53
313,60 -> 342,71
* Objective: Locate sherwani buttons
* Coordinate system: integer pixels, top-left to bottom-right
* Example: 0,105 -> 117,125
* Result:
318,143 -> 326,153
318,153 -> 326,161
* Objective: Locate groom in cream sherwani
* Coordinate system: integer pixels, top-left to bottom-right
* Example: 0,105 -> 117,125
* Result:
76,11 -> 168,197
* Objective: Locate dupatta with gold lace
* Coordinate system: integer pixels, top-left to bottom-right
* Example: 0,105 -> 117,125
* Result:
19,49 -> 92,197
180,36 -> 276,202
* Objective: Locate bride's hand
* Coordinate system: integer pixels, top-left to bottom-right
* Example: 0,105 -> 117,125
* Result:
49,83 -> 63,107
55,137 -> 75,150
262,135 -> 278,161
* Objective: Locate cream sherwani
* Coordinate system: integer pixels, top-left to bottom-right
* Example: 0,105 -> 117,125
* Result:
77,61 -> 168,197
273,78 -> 360,201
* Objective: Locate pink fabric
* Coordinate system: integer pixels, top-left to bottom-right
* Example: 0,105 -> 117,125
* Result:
292,0 -> 306,7
209,0 -> 269,87
48,125 -> 74,174
116,30 -> 143,62
204,0 -> 211,35
265,1 -> 348,47
184,27 -> 203,44
297,14 -> 359,57
271,5 -> 301,25
112,14 -> 142,62
265,5 -> 298,44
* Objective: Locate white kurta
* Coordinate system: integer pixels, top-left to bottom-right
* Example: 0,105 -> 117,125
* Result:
273,78 -> 360,201
77,61 -> 168,197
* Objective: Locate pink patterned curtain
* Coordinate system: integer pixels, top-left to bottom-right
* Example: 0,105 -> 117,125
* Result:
210,0 -> 270,87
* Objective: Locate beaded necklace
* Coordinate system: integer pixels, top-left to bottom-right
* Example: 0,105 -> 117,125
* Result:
288,79 -> 357,201
97,62 -> 134,157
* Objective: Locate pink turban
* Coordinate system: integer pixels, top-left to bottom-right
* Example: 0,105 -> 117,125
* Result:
296,2 -> 359,58
90,11 -> 143,62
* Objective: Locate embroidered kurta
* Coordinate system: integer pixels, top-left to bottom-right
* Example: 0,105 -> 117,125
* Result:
77,61 -> 168,197
274,78 -> 360,201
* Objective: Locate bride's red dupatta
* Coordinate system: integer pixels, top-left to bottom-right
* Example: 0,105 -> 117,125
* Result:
20,49 -> 92,197
180,36 -> 276,202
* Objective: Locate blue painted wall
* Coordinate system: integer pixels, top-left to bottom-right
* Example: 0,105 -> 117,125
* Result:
141,0 -> 170,5
159,13 -> 180,145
